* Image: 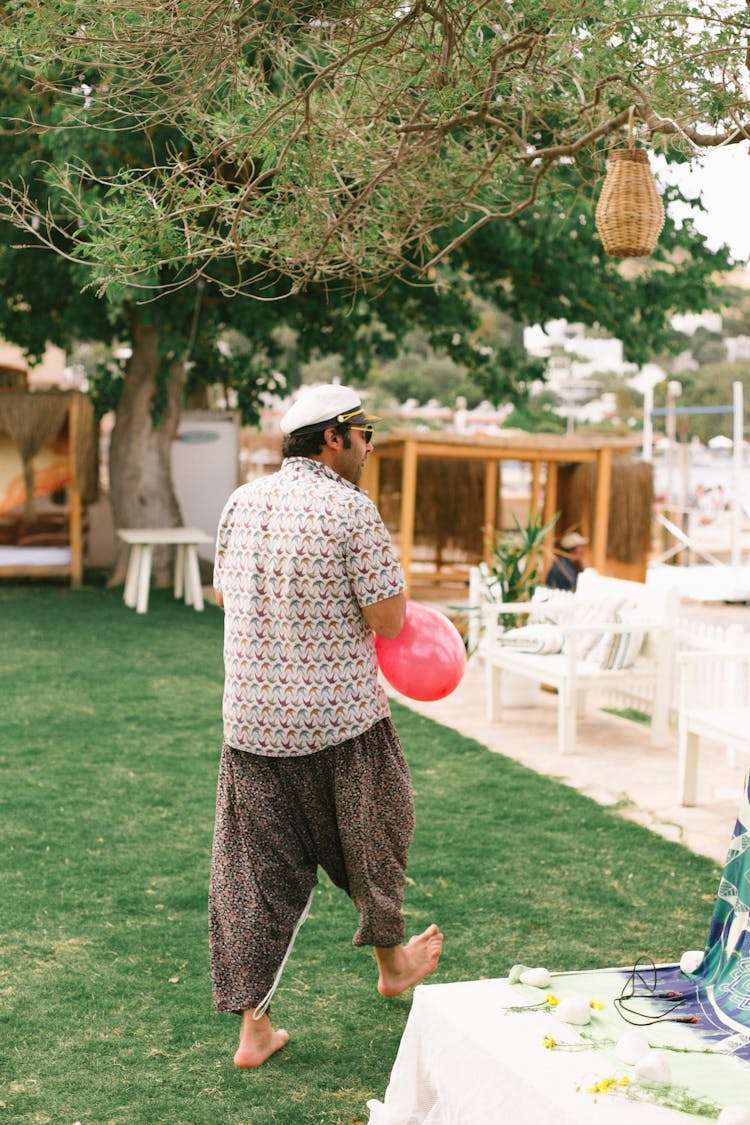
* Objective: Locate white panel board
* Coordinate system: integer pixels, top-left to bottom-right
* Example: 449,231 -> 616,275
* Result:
171,411 -> 240,561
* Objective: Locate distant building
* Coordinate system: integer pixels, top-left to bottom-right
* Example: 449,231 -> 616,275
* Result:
524,320 -> 632,377
670,311 -> 723,336
725,336 -> 750,363
671,350 -> 700,374
575,392 -> 618,425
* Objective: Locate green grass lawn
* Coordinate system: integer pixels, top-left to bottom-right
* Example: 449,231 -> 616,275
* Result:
0,582 -> 722,1124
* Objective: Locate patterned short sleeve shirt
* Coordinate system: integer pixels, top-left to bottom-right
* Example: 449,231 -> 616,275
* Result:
214,457 -> 406,756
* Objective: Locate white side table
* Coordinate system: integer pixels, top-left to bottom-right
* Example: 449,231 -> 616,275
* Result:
118,528 -> 214,614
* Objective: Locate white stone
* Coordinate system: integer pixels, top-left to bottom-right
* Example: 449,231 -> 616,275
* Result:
615,1029 -> 650,1065
679,949 -> 704,975
519,967 -> 552,989
718,1108 -> 750,1125
555,995 -> 591,1026
634,1050 -> 671,1087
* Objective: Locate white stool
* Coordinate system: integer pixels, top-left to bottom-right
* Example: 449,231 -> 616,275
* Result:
118,528 -> 213,614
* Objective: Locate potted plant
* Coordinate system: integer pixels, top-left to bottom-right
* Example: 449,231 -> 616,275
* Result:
478,512 -> 559,706
485,512 -> 560,606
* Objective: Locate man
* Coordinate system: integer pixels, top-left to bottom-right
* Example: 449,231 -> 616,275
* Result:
545,531 -> 588,591
209,383 -> 443,1068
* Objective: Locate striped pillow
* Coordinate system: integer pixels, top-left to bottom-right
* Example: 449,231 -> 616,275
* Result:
597,609 -> 646,671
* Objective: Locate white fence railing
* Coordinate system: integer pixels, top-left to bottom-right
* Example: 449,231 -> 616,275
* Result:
586,617 -> 750,724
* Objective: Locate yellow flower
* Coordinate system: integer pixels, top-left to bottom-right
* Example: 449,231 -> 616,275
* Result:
584,1075 -> 616,1093
618,1076 -> 630,1087
589,999 -> 604,1010
545,994 -> 559,1007
542,1034 -> 556,1049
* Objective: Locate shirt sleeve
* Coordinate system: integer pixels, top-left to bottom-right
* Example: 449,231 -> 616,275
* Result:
213,491 -> 238,597
345,495 -> 405,608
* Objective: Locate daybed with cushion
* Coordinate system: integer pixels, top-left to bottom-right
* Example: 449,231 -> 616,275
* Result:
0,390 -> 96,587
0,512 -> 78,580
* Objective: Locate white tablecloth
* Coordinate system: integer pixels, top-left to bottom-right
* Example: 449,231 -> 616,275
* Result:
367,977 -> 750,1124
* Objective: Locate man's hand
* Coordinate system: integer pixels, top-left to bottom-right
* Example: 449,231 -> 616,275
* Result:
362,592 -> 406,638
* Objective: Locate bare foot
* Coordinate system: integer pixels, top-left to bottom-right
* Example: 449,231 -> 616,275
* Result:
234,1010 -> 289,1068
375,924 -> 444,997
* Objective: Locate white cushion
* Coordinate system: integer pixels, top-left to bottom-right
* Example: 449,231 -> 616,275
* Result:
542,595 -> 626,660
499,624 -> 565,654
596,608 -> 646,670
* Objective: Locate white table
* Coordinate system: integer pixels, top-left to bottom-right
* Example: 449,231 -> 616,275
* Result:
367,976 -> 750,1124
118,527 -> 213,614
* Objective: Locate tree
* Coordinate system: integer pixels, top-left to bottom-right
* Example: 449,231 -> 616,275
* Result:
503,398 -> 567,435
691,327 -> 727,367
0,0 -> 746,296
719,285 -> 750,338
0,3 -> 742,579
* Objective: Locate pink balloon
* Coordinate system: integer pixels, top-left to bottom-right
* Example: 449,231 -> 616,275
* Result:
375,599 -> 467,701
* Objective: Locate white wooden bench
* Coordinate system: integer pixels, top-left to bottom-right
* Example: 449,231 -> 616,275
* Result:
483,569 -> 679,754
677,649 -> 750,806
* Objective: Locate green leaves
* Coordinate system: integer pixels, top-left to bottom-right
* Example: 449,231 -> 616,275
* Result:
487,512 -> 560,603
0,0 -> 747,297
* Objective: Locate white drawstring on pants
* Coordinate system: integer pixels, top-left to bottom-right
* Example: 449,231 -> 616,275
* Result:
252,888 -> 315,1020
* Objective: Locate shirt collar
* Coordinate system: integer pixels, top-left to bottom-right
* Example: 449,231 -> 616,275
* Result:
281,456 -> 362,493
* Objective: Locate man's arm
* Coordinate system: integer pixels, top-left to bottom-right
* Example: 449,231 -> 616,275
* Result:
361,592 -> 406,639
213,490 -> 239,611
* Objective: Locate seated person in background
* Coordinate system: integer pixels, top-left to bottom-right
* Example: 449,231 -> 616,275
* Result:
545,531 -> 588,591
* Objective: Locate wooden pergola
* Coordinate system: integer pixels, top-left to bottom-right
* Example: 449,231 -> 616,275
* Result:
360,428 -> 641,593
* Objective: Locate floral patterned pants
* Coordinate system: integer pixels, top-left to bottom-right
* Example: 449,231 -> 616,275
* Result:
208,717 -> 415,1013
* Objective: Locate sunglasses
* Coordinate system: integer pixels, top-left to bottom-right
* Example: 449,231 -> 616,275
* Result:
348,424 -> 374,442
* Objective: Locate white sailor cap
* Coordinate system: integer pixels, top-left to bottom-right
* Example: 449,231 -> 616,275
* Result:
279,384 -> 380,435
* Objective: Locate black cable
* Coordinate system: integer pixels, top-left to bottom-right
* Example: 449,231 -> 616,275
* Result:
613,957 -> 698,1027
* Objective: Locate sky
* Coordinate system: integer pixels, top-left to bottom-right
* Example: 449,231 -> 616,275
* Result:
656,144 -> 750,265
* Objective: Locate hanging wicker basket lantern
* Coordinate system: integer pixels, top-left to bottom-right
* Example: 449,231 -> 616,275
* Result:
595,109 -> 665,258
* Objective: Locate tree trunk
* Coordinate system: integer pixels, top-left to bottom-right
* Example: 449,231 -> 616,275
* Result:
108,322 -> 185,586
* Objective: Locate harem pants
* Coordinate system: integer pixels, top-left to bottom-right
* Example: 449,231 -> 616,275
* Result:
208,717 -> 415,1013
